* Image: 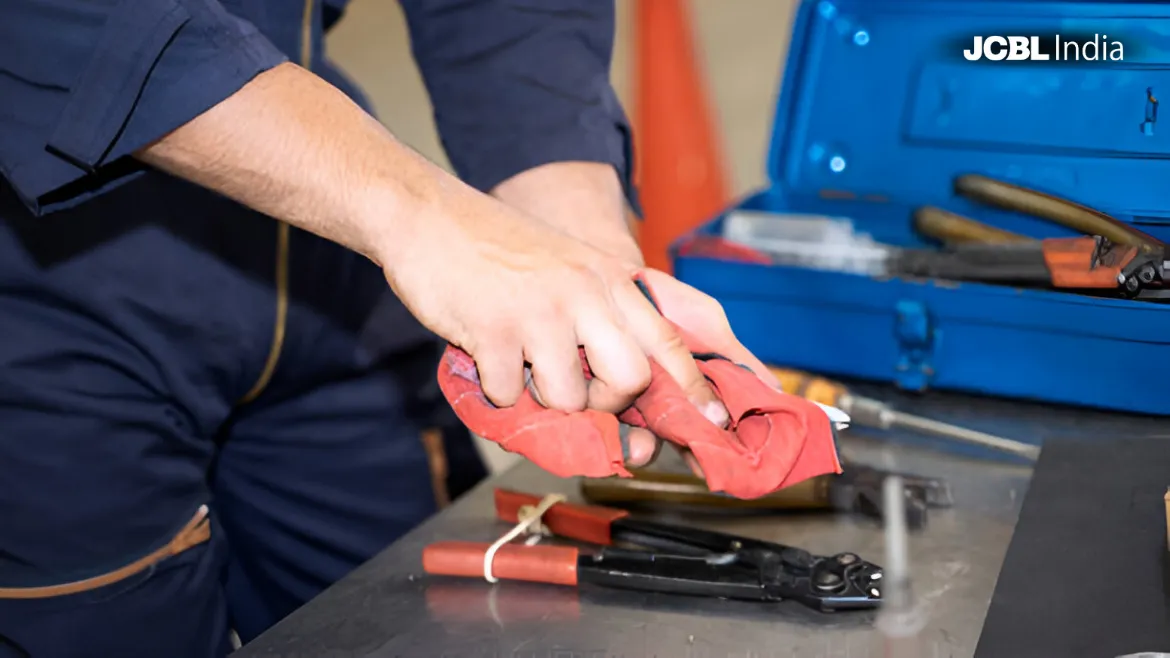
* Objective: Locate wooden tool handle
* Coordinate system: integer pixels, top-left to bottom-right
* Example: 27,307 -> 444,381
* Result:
580,470 -> 831,510
955,174 -> 1159,249
766,366 -> 847,407
423,541 -> 580,586
914,206 -> 1032,245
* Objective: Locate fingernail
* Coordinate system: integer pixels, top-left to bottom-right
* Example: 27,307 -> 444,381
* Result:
621,426 -> 665,467
701,401 -> 730,428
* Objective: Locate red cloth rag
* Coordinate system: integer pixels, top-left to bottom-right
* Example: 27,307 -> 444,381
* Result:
435,289 -> 842,499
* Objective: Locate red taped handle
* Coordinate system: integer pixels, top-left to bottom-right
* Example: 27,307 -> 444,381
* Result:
422,541 -> 580,586
493,489 -> 630,546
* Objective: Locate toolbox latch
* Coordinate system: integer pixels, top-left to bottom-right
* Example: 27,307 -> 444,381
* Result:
893,300 -> 935,391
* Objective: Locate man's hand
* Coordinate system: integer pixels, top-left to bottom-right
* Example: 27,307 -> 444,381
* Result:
491,162 -> 780,472
379,183 -> 730,428
138,63 -> 725,435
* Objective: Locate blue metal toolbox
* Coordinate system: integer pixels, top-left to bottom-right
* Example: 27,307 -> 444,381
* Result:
672,0 -> 1170,415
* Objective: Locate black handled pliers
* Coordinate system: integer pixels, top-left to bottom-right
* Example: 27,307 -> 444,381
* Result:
423,488 -> 884,613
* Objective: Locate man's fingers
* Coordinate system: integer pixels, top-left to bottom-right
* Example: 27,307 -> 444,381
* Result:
620,425 -> 663,467
613,282 -> 729,428
474,340 -> 526,407
524,330 -> 588,412
575,301 -> 651,414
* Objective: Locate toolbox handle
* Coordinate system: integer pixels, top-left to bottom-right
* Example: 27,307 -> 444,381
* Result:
423,541 -> 579,586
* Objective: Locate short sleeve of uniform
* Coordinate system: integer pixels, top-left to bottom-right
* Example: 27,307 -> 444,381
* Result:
399,0 -> 639,214
0,0 -> 289,215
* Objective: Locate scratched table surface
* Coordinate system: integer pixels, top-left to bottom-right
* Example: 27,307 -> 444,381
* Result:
233,387 -> 1169,658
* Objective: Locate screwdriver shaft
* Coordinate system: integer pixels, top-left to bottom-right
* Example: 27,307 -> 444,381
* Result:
769,366 -> 1040,461
840,394 -> 1039,461
888,411 -> 1040,461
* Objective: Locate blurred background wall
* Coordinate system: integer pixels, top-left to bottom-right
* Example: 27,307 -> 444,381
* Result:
326,0 -> 799,472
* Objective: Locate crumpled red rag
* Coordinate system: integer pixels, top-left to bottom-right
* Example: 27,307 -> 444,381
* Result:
436,282 -> 842,499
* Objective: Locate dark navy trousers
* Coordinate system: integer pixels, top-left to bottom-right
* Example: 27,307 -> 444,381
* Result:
0,170 -> 478,656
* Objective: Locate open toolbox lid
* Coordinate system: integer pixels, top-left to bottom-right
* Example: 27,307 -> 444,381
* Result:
766,0 -> 1170,237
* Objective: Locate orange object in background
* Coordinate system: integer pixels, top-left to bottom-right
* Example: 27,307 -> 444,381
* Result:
632,0 -> 731,273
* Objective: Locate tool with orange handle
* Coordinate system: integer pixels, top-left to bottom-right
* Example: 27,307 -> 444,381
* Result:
767,366 -> 1040,461
423,488 -> 884,613
893,236 -> 1167,299
906,176 -> 1169,300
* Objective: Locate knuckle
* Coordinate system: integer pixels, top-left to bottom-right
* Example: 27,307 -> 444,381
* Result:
482,378 -> 522,407
653,319 -> 690,352
469,341 -> 516,373
521,308 -> 567,341
607,359 -> 652,398
597,254 -> 639,278
531,374 -> 585,412
565,262 -> 618,299
465,316 -> 514,348
555,262 -> 596,290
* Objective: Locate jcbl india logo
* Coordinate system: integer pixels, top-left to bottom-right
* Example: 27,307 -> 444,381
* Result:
963,34 -> 1124,61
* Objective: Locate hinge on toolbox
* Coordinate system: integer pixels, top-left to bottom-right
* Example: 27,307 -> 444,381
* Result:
894,300 -> 936,391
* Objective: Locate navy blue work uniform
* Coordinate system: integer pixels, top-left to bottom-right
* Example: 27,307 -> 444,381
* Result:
0,0 -> 635,655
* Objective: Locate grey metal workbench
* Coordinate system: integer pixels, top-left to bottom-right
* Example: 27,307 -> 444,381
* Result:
234,387 -> 1168,658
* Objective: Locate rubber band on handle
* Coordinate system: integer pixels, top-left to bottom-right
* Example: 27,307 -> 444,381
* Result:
483,493 -> 566,583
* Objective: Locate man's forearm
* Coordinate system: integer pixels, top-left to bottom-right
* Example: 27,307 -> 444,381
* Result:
136,62 -> 450,267
492,161 -> 644,266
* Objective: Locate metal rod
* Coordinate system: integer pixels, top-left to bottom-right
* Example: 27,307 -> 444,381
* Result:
874,476 -> 927,657
883,476 -> 909,602
889,412 -> 1040,461
841,394 -> 1041,462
